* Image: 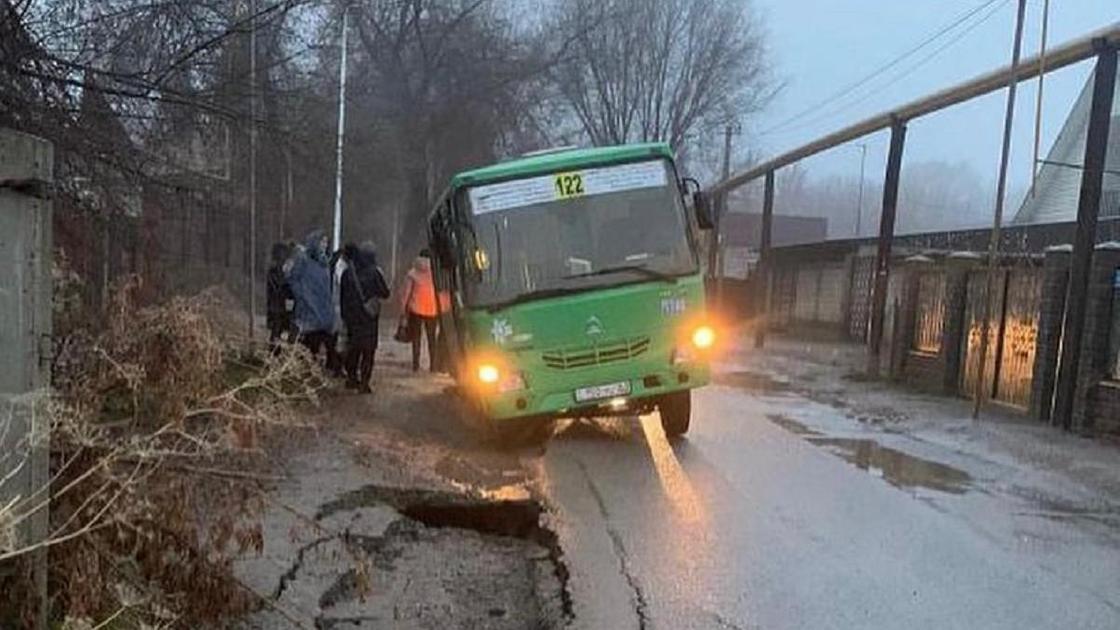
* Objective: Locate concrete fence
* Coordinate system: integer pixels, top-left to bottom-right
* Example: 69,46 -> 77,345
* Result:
754,219 -> 1120,434
0,128 -> 53,624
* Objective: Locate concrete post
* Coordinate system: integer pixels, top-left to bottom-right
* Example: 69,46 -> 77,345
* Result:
1030,245 -> 1072,422
0,128 -> 53,627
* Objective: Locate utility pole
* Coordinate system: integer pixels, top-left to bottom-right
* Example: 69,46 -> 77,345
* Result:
854,142 -> 867,237
248,0 -> 258,340
331,6 -> 350,251
866,120 -> 907,377
1030,0 -> 1051,197
973,0 -> 1028,419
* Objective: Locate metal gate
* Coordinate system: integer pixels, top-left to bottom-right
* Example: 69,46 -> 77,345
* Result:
961,268 -> 1042,408
994,270 -> 1043,407
962,271 -> 1002,400
848,256 -> 874,340
913,272 -> 947,354
770,266 -> 796,328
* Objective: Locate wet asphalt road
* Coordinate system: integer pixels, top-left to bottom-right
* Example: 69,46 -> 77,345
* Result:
538,384 -> 1120,630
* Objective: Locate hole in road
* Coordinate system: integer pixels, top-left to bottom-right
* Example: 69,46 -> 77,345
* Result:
806,437 -> 972,494
316,484 -> 573,620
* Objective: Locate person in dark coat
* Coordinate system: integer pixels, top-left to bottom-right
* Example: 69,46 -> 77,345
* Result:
266,242 -> 295,349
286,229 -> 339,366
340,241 -> 390,392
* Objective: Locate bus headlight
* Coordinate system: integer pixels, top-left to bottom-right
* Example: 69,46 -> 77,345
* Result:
692,325 -> 715,349
477,364 -> 500,384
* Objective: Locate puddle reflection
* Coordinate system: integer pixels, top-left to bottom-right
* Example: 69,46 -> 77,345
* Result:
638,416 -> 708,524
806,437 -> 972,494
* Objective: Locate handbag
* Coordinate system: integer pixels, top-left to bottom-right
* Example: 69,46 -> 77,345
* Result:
394,277 -> 416,343
394,317 -> 413,343
350,271 -> 380,319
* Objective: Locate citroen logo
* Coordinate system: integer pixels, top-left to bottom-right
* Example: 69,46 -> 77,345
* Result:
585,316 -> 605,337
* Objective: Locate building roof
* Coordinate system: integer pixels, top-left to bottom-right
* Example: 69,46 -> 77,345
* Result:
1013,64 -> 1120,224
721,212 -> 829,248
450,142 -> 674,189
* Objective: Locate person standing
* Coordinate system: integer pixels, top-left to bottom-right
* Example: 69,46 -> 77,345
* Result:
286,229 -> 338,364
266,242 -> 295,350
340,241 -> 390,392
400,249 -> 439,372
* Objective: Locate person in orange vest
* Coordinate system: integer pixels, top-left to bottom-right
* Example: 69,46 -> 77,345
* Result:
400,249 -> 439,372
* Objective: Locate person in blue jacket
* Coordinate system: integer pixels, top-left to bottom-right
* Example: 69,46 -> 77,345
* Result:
286,229 -> 339,367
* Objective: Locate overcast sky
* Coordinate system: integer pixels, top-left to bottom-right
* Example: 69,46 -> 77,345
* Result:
743,0 -> 1117,202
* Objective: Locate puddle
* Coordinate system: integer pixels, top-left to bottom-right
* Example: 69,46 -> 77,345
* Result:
765,413 -> 822,436
714,370 -> 792,394
806,438 -> 971,494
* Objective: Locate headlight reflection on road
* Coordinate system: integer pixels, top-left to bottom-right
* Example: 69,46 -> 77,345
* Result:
638,415 -> 708,526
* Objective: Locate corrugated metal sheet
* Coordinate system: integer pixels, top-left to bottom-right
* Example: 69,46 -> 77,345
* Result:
1013,65 -> 1120,225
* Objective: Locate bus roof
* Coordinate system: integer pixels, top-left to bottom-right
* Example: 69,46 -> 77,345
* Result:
450,142 -> 674,190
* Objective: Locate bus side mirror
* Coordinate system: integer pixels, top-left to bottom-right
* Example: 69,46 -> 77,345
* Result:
693,191 -> 715,230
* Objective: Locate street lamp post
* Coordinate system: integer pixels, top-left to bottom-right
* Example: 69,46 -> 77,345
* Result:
331,6 -> 351,252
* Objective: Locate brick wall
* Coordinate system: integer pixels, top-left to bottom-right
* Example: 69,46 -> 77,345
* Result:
1029,248 -> 1071,422
1088,383 -> 1120,434
1072,245 -> 1120,432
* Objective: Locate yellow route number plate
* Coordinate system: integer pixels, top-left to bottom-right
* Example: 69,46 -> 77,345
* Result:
553,171 -> 585,199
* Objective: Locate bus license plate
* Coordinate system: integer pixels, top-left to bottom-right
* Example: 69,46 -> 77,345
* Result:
574,381 -> 631,403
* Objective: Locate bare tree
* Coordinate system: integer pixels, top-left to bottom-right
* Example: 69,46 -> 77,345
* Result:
547,0 -> 771,153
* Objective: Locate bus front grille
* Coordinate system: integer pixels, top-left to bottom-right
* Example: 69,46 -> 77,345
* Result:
541,337 -> 651,370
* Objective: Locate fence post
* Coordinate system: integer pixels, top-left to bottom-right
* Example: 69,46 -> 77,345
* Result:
1053,43 -> 1117,429
0,128 -> 53,628
867,119 -> 907,376
754,170 -> 775,349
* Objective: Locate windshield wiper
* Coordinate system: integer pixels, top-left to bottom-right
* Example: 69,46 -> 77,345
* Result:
566,264 -> 678,283
484,286 -> 589,312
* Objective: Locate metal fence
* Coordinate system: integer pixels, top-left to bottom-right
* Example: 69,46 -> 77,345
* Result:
913,272 -> 947,354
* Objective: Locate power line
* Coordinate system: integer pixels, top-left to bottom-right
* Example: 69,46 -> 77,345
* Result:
760,0 -> 1002,136
771,0 -> 1011,138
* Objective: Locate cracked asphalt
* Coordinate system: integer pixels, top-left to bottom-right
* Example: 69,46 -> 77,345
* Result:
233,342 -> 1120,630
539,341 -> 1120,629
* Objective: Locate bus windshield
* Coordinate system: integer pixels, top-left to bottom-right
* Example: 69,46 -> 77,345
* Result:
458,159 -> 697,308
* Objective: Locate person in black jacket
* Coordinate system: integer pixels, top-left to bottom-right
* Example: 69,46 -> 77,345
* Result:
340,241 -> 390,392
266,242 -> 295,350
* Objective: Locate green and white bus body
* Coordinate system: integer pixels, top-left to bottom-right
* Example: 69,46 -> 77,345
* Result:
427,143 -> 717,440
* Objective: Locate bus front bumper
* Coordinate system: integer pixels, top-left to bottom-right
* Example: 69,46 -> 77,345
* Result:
477,360 -> 710,422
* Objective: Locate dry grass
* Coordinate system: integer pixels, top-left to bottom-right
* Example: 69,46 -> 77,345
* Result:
1,275 -> 327,627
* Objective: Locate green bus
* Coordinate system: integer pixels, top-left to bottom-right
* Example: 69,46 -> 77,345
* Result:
427,142 -> 717,443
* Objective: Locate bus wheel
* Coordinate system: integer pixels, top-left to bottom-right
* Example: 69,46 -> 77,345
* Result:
659,391 -> 691,438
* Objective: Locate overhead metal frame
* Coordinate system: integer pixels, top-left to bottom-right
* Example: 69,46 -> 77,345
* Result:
709,22 -> 1120,198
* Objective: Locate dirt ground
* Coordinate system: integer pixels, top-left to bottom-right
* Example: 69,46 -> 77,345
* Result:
234,346 -> 569,630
